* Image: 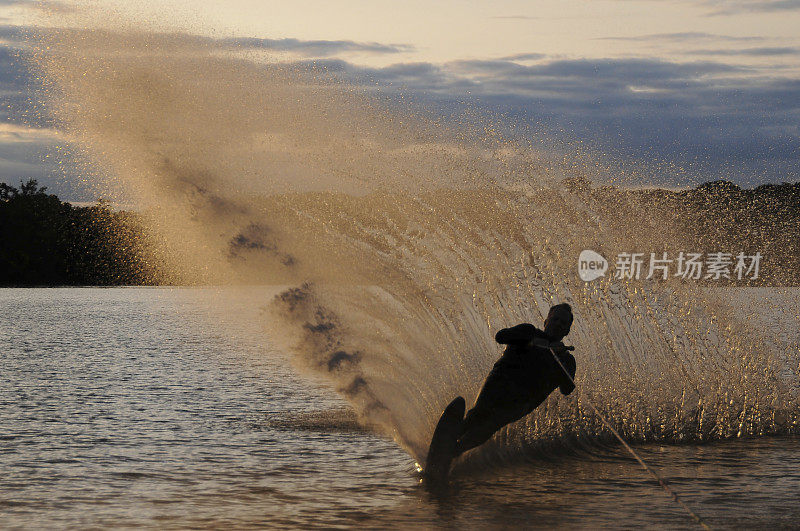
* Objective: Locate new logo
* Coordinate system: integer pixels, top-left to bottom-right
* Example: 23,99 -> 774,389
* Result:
578,250 -> 608,281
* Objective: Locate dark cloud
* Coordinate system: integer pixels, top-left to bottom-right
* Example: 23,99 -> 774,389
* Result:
345,61 -> 464,90
0,23 -> 25,43
417,58 -> 747,103
0,29 -> 70,197
220,37 -> 413,56
296,55 -> 799,183
515,58 -> 743,81
0,22 -> 797,193
0,46 -> 26,90
0,133 -> 72,199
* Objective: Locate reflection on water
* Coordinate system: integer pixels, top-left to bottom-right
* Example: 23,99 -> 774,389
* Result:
1,288 -> 799,528
408,439 -> 800,529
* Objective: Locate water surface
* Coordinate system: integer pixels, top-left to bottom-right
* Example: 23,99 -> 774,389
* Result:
2,288 -> 798,528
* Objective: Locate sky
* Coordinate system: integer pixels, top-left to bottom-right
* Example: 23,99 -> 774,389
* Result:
0,0 -> 799,199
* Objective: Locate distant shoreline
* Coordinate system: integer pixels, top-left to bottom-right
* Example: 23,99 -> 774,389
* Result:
3,178 -> 799,287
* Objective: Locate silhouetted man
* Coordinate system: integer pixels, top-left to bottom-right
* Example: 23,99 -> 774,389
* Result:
425,303 -> 577,482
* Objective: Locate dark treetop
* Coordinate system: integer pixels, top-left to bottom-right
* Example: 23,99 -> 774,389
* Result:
0,179 -> 163,287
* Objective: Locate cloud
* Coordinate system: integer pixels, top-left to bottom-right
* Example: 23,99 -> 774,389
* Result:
686,46 -> 800,56
0,45 -> 25,85
0,123 -> 60,142
0,23 -> 797,191
0,137 -> 65,190
596,32 -> 763,42
0,29 -> 71,195
441,58 -> 738,99
0,23 -> 414,56
499,52 -> 547,62
0,45 -> 39,126
293,55 -> 799,183
0,22 -> 414,57
220,37 -> 414,57
0,23 -> 25,45
0,0 -> 75,13
699,0 -> 800,15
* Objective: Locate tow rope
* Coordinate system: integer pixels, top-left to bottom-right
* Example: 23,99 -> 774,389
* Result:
548,346 -> 710,529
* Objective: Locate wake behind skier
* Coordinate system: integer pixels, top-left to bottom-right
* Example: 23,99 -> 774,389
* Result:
425,303 -> 577,483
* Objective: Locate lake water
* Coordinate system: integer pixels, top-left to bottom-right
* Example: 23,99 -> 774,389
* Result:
2,287 -> 799,528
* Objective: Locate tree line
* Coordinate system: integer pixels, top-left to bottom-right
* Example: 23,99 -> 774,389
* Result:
0,180 -> 164,286
1,177 -> 798,286
564,177 -> 800,285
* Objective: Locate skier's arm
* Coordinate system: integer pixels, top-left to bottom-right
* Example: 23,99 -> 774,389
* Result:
558,353 -> 576,395
495,323 -> 537,345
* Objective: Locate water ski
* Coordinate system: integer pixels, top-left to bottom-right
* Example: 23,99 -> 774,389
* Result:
423,396 -> 465,485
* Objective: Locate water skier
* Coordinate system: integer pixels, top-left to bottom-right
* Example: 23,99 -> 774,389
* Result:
425,303 -> 577,483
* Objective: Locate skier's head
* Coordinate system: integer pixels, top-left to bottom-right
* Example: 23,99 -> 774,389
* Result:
544,303 -> 573,341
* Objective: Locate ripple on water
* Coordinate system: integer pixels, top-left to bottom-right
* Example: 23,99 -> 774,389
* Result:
2,288 -> 800,528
